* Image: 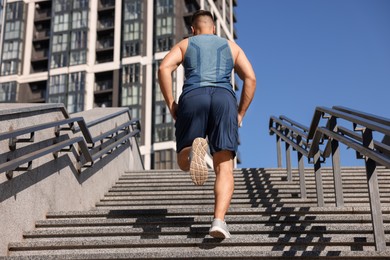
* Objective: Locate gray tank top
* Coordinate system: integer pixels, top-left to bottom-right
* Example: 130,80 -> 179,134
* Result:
182,34 -> 234,95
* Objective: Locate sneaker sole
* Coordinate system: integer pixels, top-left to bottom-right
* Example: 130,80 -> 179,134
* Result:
209,227 -> 231,239
189,137 -> 208,186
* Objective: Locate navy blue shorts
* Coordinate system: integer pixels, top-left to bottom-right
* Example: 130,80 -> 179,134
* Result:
175,87 -> 238,157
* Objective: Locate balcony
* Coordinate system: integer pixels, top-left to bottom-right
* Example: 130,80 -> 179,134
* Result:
34,1 -> 52,22
98,0 -> 115,11
18,81 -> 47,103
94,79 -> 113,92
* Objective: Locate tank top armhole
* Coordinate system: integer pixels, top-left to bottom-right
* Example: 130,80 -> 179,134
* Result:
182,37 -> 191,60
226,40 -> 236,65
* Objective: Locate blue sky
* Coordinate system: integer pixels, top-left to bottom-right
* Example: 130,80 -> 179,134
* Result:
235,0 -> 390,168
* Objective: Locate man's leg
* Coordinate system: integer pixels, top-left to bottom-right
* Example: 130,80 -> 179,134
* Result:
178,138 -> 209,186
177,147 -> 191,172
212,150 -> 234,220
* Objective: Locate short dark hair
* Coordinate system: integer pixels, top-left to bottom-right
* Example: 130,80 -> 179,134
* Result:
191,10 -> 214,25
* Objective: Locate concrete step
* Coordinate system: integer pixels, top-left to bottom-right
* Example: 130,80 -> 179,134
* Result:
8,235 -> 389,254
34,214 -> 390,228
20,224 -> 387,240
7,167 -> 390,259
8,246 -> 390,259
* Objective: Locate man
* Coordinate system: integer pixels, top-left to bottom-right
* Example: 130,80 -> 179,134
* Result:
158,10 -> 256,239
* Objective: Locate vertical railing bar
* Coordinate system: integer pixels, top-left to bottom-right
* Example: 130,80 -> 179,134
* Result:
276,135 -> 282,168
285,142 -> 292,182
314,150 -> 324,207
297,152 -> 306,199
331,139 -> 344,207
362,128 -> 386,251
327,116 -> 344,207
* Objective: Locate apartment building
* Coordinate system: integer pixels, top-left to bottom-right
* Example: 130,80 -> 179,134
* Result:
0,0 -> 238,169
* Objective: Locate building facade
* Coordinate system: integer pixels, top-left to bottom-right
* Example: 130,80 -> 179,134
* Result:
0,0 -> 238,170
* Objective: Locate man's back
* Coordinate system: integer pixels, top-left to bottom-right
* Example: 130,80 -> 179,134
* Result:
183,34 -> 234,94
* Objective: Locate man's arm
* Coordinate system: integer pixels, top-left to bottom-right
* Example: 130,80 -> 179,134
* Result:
158,40 -> 187,120
230,42 -> 256,126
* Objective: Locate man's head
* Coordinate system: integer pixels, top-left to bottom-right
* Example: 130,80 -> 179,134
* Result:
191,10 -> 215,35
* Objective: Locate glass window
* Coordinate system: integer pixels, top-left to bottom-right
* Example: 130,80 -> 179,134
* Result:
124,0 -> 142,20
153,149 -> 177,169
155,0 -> 173,15
122,0 -> 143,57
54,0 -> 70,12
52,33 -> 68,52
67,72 -> 85,113
4,21 -> 21,40
53,13 -> 70,32
0,82 -> 17,102
153,61 -> 175,142
70,50 -> 86,65
5,2 -> 23,20
48,73 -> 85,113
70,30 -> 87,49
122,63 -> 142,119
154,0 -> 175,52
51,52 -> 68,68
1,2 -> 24,76
73,0 -> 89,9
72,10 -> 88,29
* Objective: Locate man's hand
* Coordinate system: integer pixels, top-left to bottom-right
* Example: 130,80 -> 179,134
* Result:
169,101 -> 178,120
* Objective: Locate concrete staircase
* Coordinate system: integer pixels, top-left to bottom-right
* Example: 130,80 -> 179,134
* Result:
7,167 -> 390,259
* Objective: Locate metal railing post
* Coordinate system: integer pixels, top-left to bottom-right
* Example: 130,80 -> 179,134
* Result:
328,116 -> 344,207
362,128 -> 386,251
285,142 -> 292,182
297,152 -> 306,199
276,135 -> 282,168
313,150 -> 324,207
331,139 -> 344,207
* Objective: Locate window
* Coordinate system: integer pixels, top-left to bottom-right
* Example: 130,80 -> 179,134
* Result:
154,0 -> 175,52
70,51 -> 86,65
48,73 -> 85,113
52,33 -> 68,52
1,2 -> 24,76
73,0 -> 88,9
67,72 -> 85,113
4,21 -> 22,40
156,0 -> 173,15
122,64 -> 142,120
54,0 -> 70,12
153,149 -> 177,169
51,52 -> 68,68
70,31 -> 87,50
72,10 -> 88,29
122,0 -> 143,57
124,0 -> 142,20
123,22 -> 141,41
153,61 -> 175,143
5,2 -> 23,20
0,82 -> 17,102
53,13 -> 70,32
50,0 -> 88,68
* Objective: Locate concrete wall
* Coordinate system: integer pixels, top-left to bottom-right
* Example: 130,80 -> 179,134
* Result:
0,104 -> 144,256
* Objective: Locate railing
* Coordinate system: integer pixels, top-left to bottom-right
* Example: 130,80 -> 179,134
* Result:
269,106 -> 390,251
0,107 -> 141,180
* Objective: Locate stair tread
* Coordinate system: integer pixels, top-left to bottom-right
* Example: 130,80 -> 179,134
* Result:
8,167 -> 390,258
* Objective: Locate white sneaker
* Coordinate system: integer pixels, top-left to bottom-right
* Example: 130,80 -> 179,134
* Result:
189,137 -> 208,186
209,218 -> 231,239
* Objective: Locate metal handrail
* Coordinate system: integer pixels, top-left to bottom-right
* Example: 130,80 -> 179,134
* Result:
0,117 -> 82,150
1,108 -> 141,178
279,115 -> 309,133
91,118 -> 139,144
0,137 -> 91,179
333,106 -> 390,126
269,106 -> 390,251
